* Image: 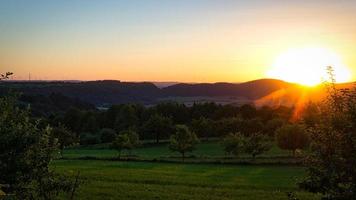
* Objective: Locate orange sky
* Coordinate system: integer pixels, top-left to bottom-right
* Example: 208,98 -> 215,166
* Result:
0,1 -> 355,82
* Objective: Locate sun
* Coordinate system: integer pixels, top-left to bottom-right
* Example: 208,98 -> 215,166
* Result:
267,47 -> 351,86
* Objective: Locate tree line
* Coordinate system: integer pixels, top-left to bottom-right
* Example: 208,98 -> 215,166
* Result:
47,102 -> 294,146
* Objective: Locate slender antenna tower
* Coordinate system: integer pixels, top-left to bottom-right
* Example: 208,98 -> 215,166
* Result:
29,73 -> 31,81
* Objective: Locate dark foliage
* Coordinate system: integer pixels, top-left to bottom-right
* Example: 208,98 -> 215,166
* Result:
0,94 -> 78,199
299,70 -> 356,200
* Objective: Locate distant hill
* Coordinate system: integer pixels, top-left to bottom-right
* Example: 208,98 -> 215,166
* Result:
1,79 -> 353,107
161,79 -> 293,99
0,80 -> 161,105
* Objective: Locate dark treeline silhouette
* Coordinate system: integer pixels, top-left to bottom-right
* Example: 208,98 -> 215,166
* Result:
42,102 -> 293,145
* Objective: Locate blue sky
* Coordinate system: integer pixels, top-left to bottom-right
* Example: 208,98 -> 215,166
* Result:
1,0 -> 355,82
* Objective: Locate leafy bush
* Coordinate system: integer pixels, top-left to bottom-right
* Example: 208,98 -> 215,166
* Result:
0,93 -> 77,199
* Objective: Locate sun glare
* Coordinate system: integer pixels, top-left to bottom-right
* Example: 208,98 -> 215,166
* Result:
267,47 -> 351,86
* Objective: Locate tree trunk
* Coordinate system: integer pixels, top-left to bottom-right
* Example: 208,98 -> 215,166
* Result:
156,134 -> 159,144
60,148 -> 64,158
119,150 -> 121,159
182,152 -> 185,162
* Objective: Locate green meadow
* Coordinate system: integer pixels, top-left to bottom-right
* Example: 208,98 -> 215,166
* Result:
54,141 -> 319,199
55,160 -> 319,200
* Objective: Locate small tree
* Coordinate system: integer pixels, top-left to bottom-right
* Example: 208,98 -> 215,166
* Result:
125,129 -> 140,155
275,124 -> 309,156
243,132 -> 271,158
221,133 -> 244,157
169,125 -> 199,162
112,129 -> 139,158
112,134 -> 129,159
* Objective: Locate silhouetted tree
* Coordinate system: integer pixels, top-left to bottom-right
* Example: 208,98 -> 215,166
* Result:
275,124 -> 309,156
300,67 -> 356,199
156,102 -> 189,124
142,114 -> 174,143
114,104 -> 139,132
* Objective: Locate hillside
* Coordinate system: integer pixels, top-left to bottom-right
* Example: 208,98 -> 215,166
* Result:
0,80 -> 161,105
1,79 -> 353,107
161,79 -> 293,99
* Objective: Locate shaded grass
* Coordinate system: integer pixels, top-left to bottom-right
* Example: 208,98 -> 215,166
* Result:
63,141 -> 292,160
54,160 -> 319,200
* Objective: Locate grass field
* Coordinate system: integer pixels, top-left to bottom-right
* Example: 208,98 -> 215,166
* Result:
63,141 -> 293,160
54,160 -> 319,200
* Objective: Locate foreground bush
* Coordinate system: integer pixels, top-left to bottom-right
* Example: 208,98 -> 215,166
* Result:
300,70 -> 356,200
0,94 -> 78,199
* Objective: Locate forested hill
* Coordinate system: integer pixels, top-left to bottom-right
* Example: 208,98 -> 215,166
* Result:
162,79 -> 293,99
0,79 -> 295,106
0,80 -> 161,105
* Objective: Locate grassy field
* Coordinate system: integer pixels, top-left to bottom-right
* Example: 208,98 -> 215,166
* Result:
54,160 -> 319,200
63,141 -> 293,160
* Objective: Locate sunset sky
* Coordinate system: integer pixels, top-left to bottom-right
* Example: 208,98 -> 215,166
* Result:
1,0 -> 356,83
